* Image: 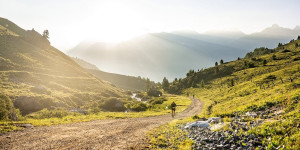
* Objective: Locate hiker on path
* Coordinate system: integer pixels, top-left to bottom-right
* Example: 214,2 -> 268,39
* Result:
171,101 -> 177,117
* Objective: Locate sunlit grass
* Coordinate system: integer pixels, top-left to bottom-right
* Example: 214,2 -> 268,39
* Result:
147,40 -> 300,149
0,95 -> 191,133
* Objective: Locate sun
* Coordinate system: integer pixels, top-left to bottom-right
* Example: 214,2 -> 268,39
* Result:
85,2 -> 145,43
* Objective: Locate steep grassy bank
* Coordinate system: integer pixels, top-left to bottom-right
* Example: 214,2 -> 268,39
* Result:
0,17 -> 125,117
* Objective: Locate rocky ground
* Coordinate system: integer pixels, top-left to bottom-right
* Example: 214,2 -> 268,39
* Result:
0,98 -> 203,150
185,106 -> 283,150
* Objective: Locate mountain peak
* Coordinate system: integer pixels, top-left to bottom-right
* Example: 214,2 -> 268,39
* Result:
172,30 -> 200,35
203,28 -> 245,39
294,25 -> 300,30
271,24 -> 280,28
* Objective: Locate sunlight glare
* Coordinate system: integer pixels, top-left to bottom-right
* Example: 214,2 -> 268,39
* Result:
86,2 -> 145,43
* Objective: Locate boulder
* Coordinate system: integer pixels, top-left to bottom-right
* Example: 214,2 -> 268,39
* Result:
184,121 -> 210,129
245,112 -> 257,118
208,117 -> 221,124
20,124 -> 34,128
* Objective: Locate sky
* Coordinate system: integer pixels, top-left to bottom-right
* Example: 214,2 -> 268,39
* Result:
1,0 -> 300,51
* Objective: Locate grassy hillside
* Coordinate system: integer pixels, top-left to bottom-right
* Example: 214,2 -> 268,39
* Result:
89,69 -> 156,91
0,17 -> 124,116
72,57 -> 99,70
184,37 -> 299,117
149,37 -> 299,149
72,57 -> 155,91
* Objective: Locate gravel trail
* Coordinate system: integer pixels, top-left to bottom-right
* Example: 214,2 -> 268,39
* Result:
0,98 -> 203,150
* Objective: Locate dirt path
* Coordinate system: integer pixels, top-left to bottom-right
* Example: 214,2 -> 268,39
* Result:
0,98 -> 203,150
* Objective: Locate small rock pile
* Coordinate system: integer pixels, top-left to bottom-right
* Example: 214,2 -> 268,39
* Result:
185,105 -> 284,149
187,124 -> 262,149
185,115 -> 267,150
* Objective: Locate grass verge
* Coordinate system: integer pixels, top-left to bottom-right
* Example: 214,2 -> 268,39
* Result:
0,95 -> 191,133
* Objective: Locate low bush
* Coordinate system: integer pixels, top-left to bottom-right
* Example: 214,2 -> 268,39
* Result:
0,94 -> 14,120
27,108 -> 78,119
100,98 -> 126,112
148,97 -> 167,105
147,89 -> 162,97
128,101 -> 148,112
192,115 -> 200,120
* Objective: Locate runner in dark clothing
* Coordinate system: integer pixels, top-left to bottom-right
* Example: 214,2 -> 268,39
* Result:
171,101 -> 177,118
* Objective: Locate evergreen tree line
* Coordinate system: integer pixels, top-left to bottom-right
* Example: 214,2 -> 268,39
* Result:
162,59 -> 235,94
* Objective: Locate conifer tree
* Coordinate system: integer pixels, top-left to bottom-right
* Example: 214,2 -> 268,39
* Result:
162,77 -> 169,91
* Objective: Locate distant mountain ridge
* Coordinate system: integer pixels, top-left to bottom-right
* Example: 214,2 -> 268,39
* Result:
68,24 -> 300,82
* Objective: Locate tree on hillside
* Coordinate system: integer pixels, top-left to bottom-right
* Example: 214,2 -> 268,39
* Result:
174,78 -> 178,82
220,59 -> 224,64
43,30 -> 49,39
146,78 -> 151,91
215,66 -> 219,74
298,36 -> 300,40
295,43 -> 299,47
262,59 -> 267,66
215,62 -> 218,66
227,79 -> 234,87
186,69 -> 195,77
200,79 -> 205,88
162,77 -> 169,91
272,54 -> 277,60
278,43 -> 282,47
192,81 -> 197,88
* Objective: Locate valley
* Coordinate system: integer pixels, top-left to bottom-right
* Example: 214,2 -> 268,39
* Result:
0,2 -> 300,149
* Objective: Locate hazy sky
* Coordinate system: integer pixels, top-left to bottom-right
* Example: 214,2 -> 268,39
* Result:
1,0 -> 300,51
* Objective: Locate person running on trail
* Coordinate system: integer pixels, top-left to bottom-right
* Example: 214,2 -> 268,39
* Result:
171,101 -> 177,117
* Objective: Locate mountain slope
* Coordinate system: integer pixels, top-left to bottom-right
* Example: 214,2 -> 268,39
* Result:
72,57 -> 99,70
72,57 -> 155,91
0,17 -> 124,115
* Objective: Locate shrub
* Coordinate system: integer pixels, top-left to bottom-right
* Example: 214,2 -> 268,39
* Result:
192,115 -> 200,120
0,94 -> 14,120
129,102 -> 148,112
100,98 -> 126,112
135,92 -> 144,98
148,97 -> 167,105
281,49 -> 291,53
142,95 -> 151,101
262,59 -> 267,66
28,108 -> 78,119
14,96 -> 55,114
125,90 -> 132,95
147,89 -> 162,97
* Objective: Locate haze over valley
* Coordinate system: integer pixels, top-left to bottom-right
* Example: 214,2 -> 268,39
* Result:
69,25 -> 300,81
0,0 -> 299,149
